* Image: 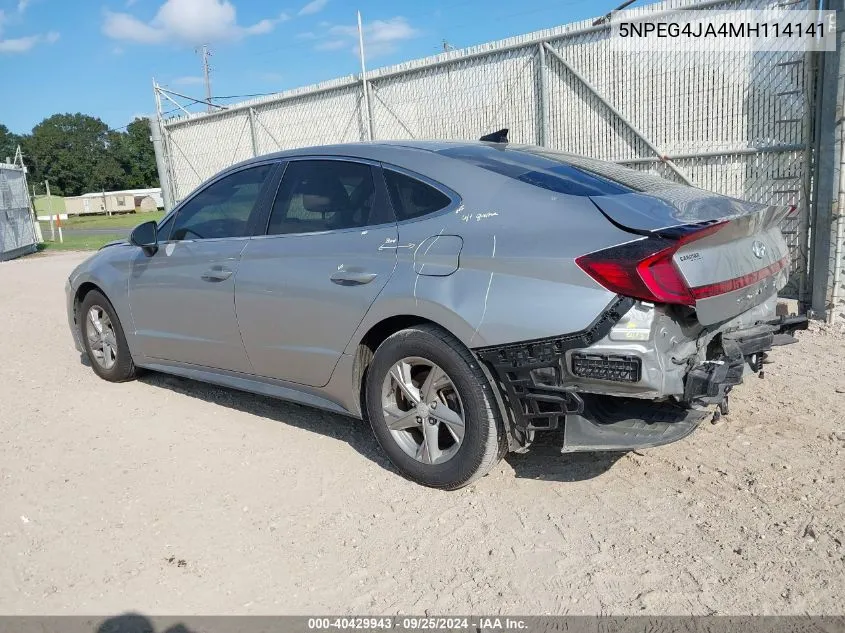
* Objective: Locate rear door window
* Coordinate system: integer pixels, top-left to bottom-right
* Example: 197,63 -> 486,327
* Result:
267,160 -> 388,235
382,170 -> 453,221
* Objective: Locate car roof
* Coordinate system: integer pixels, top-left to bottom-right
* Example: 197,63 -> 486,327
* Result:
230,140 -> 500,170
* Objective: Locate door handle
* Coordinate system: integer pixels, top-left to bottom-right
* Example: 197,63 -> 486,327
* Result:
201,266 -> 233,282
330,270 -> 378,286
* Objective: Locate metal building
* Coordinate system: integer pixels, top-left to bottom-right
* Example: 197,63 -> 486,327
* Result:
0,162 -> 39,262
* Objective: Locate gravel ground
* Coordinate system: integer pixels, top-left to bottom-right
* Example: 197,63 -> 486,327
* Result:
1,251 -> 843,615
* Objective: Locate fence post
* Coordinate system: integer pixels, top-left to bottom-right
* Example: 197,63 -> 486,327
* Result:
538,42 -> 549,146
357,11 -> 374,141
248,108 -> 259,157
809,0 -> 843,318
29,183 -> 43,243
45,180 -> 61,243
150,116 -> 175,212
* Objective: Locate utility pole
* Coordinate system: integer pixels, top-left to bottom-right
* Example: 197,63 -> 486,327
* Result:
201,44 -> 213,113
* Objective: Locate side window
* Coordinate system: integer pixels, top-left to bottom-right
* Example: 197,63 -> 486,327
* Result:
171,164 -> 272,241
267,160 -> 378,235
382,170 -> 452,221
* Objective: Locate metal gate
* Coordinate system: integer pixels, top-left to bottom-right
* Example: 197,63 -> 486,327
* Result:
156,0 -> 833,309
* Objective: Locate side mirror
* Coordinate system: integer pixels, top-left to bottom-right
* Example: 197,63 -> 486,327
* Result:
130,220 -> 158,256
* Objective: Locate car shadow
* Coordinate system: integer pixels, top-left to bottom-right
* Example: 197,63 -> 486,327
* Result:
136,370 -> 623,485
137,370 -> 394,471
96,613 -> 192,633
504,432 -> 625,482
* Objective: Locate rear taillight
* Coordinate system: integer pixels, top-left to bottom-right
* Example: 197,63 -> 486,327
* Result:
576,222 -> 725,306
690,257 -> 787,300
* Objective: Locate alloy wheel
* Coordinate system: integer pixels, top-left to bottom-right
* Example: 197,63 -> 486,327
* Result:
380,357 -> 466,465
85,305 -> 118,371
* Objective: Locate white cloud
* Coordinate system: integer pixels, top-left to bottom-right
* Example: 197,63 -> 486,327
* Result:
244,15 -> 287,36
298,0 -> 328,16
318,16 -> 418,58
103,0 -> 288,46
0,30 -> 58,53
171,75 -> 204,85
103,11 -> 166,44
0,34 -> 37,52
17,0 -> 31,14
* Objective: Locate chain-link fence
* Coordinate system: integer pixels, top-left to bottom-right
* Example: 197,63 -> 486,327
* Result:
157,0 -> 838,310
0,163 -> 38,262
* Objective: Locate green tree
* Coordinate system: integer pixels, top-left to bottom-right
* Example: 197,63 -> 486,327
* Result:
0,124 -> 22,164
111,118 -> 160,189
22,113 -> 124,197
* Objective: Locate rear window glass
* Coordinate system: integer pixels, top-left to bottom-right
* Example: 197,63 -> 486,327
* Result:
437,145 -> 676,196
383,170 -> 452,221
521,147 -> 680,193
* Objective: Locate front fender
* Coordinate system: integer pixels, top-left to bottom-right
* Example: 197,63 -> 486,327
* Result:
67,244 -> 140,360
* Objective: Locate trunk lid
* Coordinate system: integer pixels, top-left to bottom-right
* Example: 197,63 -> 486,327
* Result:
590,190 -> 792,326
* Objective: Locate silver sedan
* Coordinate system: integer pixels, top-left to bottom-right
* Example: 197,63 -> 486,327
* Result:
66,140 -> 805,489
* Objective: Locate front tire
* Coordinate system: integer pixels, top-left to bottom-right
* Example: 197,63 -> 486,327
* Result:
79,289 -> 137,383
365,324 -> 506,489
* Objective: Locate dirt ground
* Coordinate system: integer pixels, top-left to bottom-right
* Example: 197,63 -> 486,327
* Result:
0,251 -> 842,616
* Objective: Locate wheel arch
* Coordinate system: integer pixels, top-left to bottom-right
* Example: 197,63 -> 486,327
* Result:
72,281 -> 107,329
70,273 -> 139,361
352,315 -> 443,420
349,312 -> 507,433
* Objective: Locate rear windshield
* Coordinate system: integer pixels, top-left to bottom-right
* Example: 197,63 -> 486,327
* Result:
437,144 -> 678,196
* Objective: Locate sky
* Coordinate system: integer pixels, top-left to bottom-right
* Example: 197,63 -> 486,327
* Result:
0,0 -> 620,134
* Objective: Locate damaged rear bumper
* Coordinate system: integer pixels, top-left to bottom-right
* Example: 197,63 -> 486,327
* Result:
684,314 -> 808,407
474,298 -> 807,453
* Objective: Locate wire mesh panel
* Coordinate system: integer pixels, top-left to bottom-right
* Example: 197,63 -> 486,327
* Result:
252,84 -> 364,155
158,0 -> 818,301
165,110 -> 252,201
540,0 -> 812,299
0,165 -> 38,261
368,45 -> 539,143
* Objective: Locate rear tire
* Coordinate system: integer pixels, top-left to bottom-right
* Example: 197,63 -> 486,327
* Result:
79,289 -> 137,383
365,324 -> 506,489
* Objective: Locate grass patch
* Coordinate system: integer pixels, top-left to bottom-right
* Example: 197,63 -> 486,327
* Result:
58,211 -> 166,229
39,233 -> 126,251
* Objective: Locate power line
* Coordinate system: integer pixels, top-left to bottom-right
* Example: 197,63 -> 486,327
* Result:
106,118 -> 148,134
213,92 -> 282,100
156,0 -> 617,113
232,0 -> 609,60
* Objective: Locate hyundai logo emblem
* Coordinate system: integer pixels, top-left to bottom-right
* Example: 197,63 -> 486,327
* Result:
752,240 -> 767,259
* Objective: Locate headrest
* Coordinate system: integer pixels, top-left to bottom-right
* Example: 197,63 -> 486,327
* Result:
299,177 -> 349,213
